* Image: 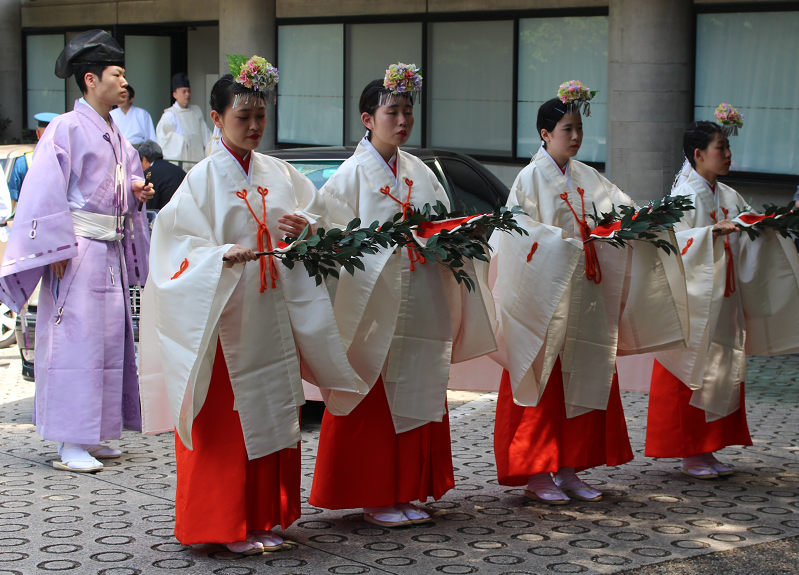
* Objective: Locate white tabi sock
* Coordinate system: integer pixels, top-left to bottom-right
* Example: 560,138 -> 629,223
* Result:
58,442 -> 103,470
554,467 -> 602,499
526,472 -> 569,502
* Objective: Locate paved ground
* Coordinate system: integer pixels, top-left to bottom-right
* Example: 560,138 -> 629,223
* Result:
0,347 -> 797,574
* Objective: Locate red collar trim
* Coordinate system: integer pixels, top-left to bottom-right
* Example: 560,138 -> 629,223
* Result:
221,138 -> 252,176
387,154 -> 397,177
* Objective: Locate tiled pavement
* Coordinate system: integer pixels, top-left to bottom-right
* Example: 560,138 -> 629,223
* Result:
0,348 -> 797,574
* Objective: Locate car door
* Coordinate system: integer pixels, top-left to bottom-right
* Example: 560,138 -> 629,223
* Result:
436,157 -> 504,215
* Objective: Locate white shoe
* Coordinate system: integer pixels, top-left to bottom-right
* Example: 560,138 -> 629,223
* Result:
225,539 -> 264,555
85,445 -> 122,459
363,506 -> 412,527
702,452 -> 733,476
680,454 -> 719,479
248,530 -> 284,550
395,502 -> 432,524
524,472 -> 570,505
53,442 -> 103,473
554,468 -> 603,501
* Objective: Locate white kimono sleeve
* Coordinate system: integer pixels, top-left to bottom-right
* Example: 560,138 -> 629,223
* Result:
737,229 -> 799,355
139,187 -> 242,443
156,111 -> 185,162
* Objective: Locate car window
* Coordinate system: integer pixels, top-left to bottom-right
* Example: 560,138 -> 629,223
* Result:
286,161 -> 344,190
422,159 -> 456,209
437,158 -> 500,215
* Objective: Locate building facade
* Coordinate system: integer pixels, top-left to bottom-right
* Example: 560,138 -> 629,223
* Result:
1,0 -> 797,203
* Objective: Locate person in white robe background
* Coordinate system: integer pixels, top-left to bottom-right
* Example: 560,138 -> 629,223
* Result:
491,88 -> 688,505
110,84 -> 156,146
309,69 -> 497,527
156,73 -> 212,167
647,114 -> 799,478
140,60 -> 364,554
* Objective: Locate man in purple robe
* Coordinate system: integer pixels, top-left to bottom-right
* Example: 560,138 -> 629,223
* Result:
0,30 -> 154,472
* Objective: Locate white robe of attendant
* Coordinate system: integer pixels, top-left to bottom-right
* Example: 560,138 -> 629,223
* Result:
156,103 -> 212,165
653,170 -> 799,422
494,149 -> 688,418
110,105 -> 157,146
319,139 -> 498,433
139,146 -> 365,459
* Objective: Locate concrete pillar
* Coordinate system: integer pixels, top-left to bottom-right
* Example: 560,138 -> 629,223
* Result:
0,0 -> 24,141
219,0 -> 277,150
606,0 -> 693,203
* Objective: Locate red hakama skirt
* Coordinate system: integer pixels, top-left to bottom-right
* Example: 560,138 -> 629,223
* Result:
494,359 -> 634,486
174,341 -> 301,544
309,378 -> 454,509
645,360 -> 752,458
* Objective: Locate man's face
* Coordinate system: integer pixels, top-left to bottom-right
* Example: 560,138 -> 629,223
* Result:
88,66 -> 128,106
121,89 -> 133,108
173,87 -> 191,108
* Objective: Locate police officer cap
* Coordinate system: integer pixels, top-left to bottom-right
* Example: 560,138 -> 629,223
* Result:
55,30 -> 124,79
34,112 -> 60,127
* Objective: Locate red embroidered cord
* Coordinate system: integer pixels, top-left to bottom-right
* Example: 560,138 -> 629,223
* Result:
380,178 -> 426,271
171,258 -> 189,280
560,187 -> 601,284
526,242 -> 538,262
236,187 -> 278,292
680,237 -> 693,256
713,208 -> 736,297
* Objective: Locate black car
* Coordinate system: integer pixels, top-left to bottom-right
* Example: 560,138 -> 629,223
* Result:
267,147 -> 509,217
15,150 -> 509,381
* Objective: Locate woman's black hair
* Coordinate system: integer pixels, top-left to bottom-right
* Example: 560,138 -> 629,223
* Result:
536,98 -> 569,149
683,121 -> 723,168
359,79 -> 385,117
210,74 -> 259,114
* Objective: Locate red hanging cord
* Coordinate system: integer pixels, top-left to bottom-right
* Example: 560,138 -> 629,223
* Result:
526,242 -> 538,262
560,187 -> 601,284
171,258 -> 189,280
236,187 -> 279,292
380,179 -> 426,271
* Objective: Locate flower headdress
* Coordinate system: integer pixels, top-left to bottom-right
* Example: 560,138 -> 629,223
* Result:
557,80 -> 598,117
379,62 -> 423,107
714,103 -> 744,138
227,54 -> 279,107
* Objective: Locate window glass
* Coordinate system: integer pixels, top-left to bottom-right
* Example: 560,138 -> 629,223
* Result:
278,24 -> 344,145
346,23 -> 423,147
26,35 -> 66,130
428,21 -> 514,157
287,160 -> 344,189
517,17 -> 608,163
125,36 -> 172,126
695,12 -> 799,175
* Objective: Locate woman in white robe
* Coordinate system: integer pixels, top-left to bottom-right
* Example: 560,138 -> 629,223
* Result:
141,69 -> 363,553
492,96 -> 688,505
309,76 -> 497,526
647,120 -> 799,478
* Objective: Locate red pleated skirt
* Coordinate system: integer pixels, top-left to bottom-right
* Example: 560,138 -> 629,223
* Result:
494,360 -> 634,486
645,360 -> 752,458
309,378 -> 455,509
174,341 -> 301,544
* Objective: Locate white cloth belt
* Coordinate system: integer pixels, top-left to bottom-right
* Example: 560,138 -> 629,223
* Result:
71,210 -> 123,241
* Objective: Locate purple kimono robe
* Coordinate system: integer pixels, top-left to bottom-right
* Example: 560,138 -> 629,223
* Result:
0,99 -> 150,444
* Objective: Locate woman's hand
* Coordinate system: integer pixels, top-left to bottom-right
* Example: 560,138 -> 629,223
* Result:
223,244 -> 257,268
50,260 -> 69,280
132,180 -> 155,203
278,214 -> 310,239
712,219 -> 740,238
